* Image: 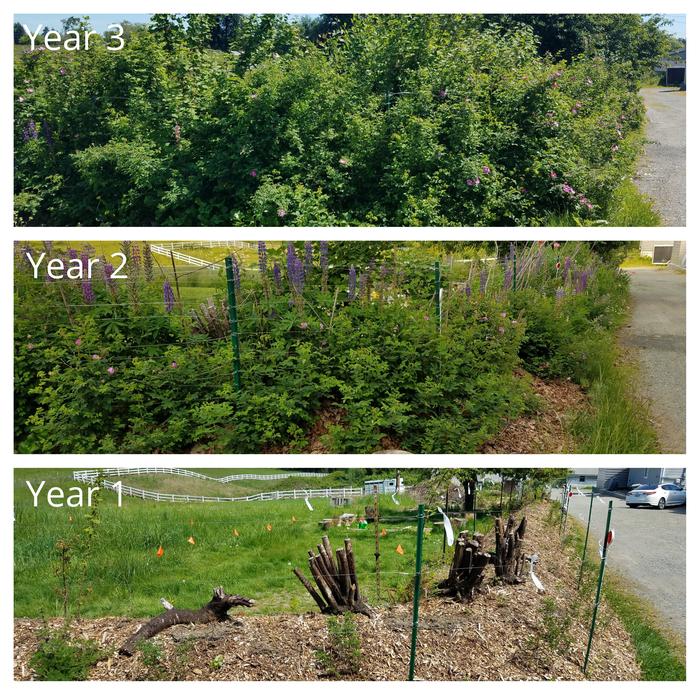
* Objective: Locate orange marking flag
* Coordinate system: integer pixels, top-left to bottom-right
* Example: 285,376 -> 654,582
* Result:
395,544 -> 404,555
156,546 -> 164,558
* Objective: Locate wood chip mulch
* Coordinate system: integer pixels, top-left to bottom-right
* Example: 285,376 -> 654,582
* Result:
480,374 -> 588,453
14,504 -> 641,681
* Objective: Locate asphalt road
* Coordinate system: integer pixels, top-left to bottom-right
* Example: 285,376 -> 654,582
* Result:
635,88 -> 686,226
559,489 -> 685,639
619,268 -> 686,453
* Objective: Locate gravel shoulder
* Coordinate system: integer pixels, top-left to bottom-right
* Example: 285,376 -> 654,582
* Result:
564,490 -> 685,640
619,267 -> 686,453
634,88 -> 686,226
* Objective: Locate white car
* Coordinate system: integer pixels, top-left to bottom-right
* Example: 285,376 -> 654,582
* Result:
625,484 -> 686,510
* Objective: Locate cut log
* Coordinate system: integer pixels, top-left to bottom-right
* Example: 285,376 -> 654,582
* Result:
119,586 -> 254,657
293,535 -> 373,617
438,531 -> 491,601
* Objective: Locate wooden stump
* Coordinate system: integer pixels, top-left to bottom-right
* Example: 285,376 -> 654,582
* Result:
293,536 -> 373,617
437,531 -> 491,600
493,514 -> 527,584
119,587 -> 255,656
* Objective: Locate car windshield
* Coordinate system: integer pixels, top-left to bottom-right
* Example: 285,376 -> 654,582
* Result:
636,485 -> 658,491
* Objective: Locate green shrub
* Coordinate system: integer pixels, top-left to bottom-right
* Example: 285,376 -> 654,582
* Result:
30,629 -> 104,681
315,613 -> 363,678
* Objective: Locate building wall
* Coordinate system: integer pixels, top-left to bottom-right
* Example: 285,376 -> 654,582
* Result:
627,468 -> 664,487
670,241 -> 686,269
597,468 -> 629,490
662,468 -> 686,484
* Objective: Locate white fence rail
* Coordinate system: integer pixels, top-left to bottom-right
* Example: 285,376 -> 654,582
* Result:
90,479 -> 364,504
158,241 -> 256,250
73,468 -> 325,484
150,244 -> 223,271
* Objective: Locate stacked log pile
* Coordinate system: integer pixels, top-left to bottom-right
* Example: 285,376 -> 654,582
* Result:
293,536 -> 373,617
438,514 -> 528,600
437,531 -> 491,600
493,514 -> 528,584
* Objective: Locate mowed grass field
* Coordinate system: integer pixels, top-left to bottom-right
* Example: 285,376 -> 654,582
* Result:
14,469 -> 482,618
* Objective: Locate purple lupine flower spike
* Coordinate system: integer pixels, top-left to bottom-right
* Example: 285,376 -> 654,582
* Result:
504,268 -> 513,290
163,280 -> 175,312
103,263 -> 116,290
304,241 -> 313,275
320,241 -> 329,271
563,256 -> 571,282
555,287 -> 565,302
82,279 -> 95,304
257,241 -> 267,275
348,266 -> 357,301
465,285 -> 472,298
273,261 -> 282,290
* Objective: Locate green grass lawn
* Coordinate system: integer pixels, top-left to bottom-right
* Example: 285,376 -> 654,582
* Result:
14,469 -> 487,619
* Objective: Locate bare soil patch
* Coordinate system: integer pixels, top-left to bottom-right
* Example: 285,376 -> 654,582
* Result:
14,504 -> 640,681
480,375 -> 587,453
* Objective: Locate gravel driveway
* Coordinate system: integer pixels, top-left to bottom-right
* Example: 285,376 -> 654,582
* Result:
619,268 -> 685,453
635,88 -> 686,226
559,489 -> 685,639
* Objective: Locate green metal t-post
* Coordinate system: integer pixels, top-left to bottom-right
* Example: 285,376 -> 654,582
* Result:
408,504 -> 426,681
583,500 -> 613,675
577,492 -> 596,589
434,261 -> 441,329
225,257 -> 242,392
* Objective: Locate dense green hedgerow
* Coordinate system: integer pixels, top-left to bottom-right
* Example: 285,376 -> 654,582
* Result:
14,15 -> 648,226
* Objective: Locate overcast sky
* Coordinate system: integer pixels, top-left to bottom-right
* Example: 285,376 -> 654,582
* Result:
14,13 -> 686,38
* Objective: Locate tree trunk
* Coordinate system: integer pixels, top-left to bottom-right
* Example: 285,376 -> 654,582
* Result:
119,587 -> 255,656
462,478 -> 477,514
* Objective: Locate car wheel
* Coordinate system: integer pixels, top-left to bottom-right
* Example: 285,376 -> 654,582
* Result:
657,498 -> 666,510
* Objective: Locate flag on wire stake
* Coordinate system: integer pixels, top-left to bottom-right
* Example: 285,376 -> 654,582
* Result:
187,536 -> 195,545
156,545 -> 164,558
528,554 -> 544,592
391,492 -> 400,505
437,506 -> 454,546
305,495 -> 313,511
599,529 -> 615,557
396,544 -> 405,555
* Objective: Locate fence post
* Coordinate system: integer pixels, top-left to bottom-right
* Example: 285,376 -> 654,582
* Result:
577,491 -> 596,589
374,488 -> 381,599
562,485 -> 572,537
224,256 -> 242,392
434,261 -> 441,329
408,504 -> 426,681
583,500 -> 613,675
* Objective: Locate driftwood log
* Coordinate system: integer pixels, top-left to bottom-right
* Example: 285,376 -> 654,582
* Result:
493,514 -> 528,584
119,586 -> 255,656
293,536 -> 373,617
437,531 -> 491,600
